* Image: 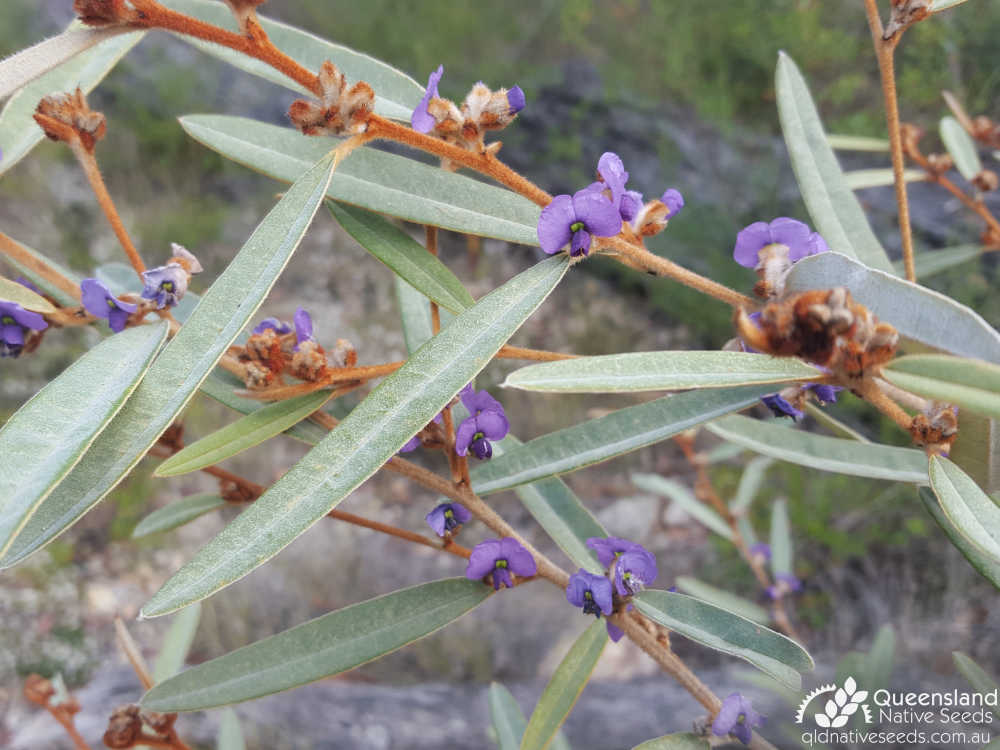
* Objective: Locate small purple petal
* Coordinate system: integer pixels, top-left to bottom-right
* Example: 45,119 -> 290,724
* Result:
253,317 -> 293,335
805,231 -> 829,257
606,621 -> 624,642
466,539 -> 502,580
461,387 -> 504,416
454,417 -> 478,457
749,542 -> 772,561
80,278 -> 112,319
501,537 -> 537,577
586,536 -> 635,567
614,545 -> 658,596
597,152 -> 629,209
733,221 -> 773,268
768,217 -> 812,260
570,229 -> 592,257
411,64 -> 444,133
572,187 -> 622,238
807,383 -> 842,404
506,85 -> 525,114
474,410 -> 509,440
140,264 -> 187,309
399,434 -> 422,454
0,300 -> 47,331
537,194 -> 576,254
661,188 -> 684,219
1,322 -> 24,347
761,393 -> 804,421
492,567 -> 514,590
107,307 -> 130,333
469,437 -> 493,459
619,190 -> 643,222
425,503 -> 469,537
293,307 -> 313,347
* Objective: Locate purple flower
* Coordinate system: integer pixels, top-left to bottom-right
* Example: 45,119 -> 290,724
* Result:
15,277 -> 40,294
733,217 -> 827,268
607,602 -> 634,643
0,300 -> 47,358
586,536 -> 637,568
661,188 -> 684,219
140,263 -> 188,309
614,544 -> 658,596
426,502 -> 471,537
506,85 -> 526,114
767,572 -> 802,600
809,383 -> 841,404
712,693 -> 764,745
749,543 -> 772,562
762,393 -> 804,421
466,537 -> 537,590
537,188 -> 622,257
412,64 -> 444,133
455,385 -> 509,459
566,569 -> 613,617
399,413 -> 445,454
80,278 -> 138,333
253,317 -> 292,335
293,307 -> 314,350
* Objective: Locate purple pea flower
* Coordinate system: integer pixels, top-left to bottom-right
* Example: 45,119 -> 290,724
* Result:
586,536 -> 638,568
614,544 -> 658,596
733,217 -> 827,268
749,543 -> 772,562
712,693 -> 765,745
506,85 -> 526,114
455,385 -> 509,460
566,569 -> 613,618
426,502 -> 472,537
809,383 -> 842,404
80,278 -> 138,333
537,188 -> 622,257
466,537 -> 537,590
761,393 -> 805,421
767,572 -> 802,600
140,263 -> 188,309
0,300 -> 47,358
253,317 -> 293,335
293,307 -> 314,351
412,64 -> 444,133
661,188 -> 684,219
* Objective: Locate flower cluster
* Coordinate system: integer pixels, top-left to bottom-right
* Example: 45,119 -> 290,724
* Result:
0,299 -> 47,358
465,537 -> 536,590
289,61 -> 374,137
712,692 -> 765,745
537,152 -> 684,257
454,384 -> 509,459
411,65 -> 524,152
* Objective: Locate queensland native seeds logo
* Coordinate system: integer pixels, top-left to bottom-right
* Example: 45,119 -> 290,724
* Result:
796,677 -> 873,728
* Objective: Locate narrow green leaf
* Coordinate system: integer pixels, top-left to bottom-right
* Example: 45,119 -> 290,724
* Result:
731,456 -> 774,513
162,0 -> 423,120
0,276 -> 56,313
865,625 -> 896,693
503,352 -> 822,394
632,733 -> 710,750
706,415 -> 928,483
0,153 -> 336,569
631,474 -> 733,540
940,116 -> 983,180
786,252 -> 1000,364
775,53 -> 895,273
328,201 -> 475,314
142,256 -> 568,616
132,494 -> 227,539
949,411 -> 1000,495
952,652 -> 1000,718
844,168 -> 926,190
490,682 -> 529,750
217,709 -> 245,750
892,245 -> 980,279
520,619 -> 607,750
142,578 -> 489,710
704,442 -> 745,464
883,354 -> 1000,421
919,487 -> 1000,589
0,323 -> 168,557
0,235 -> 80,309
929,456 -> 1000,560
154,390 -> 333,477
931,0 -> 973,11
179,115 -> 541,245
636,590 -> 813,689
674,576 -> 769,624
396,276 -> 434,355
804,403 -> 870,442
471,386 -> 775,496
0,27 -> 143,176
495,438 -> 607,575
826,134 -> 889,152
769,498 -> 793,577
153,603 -> 202,683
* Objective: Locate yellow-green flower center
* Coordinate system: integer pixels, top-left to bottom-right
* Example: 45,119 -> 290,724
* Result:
570,221 -> 585,233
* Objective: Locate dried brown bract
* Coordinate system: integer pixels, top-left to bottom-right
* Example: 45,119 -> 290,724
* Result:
972,169 -> 999,193
289,61 -> 374,136
74,0 -> 132,26
34,88 -> 106,151
103,704 -> 143,749
910,405 -> 959,456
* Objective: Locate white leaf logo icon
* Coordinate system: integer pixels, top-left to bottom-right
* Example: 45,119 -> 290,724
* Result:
844,677 -> 857,694
852,690 -> 869,703
825,699 -> 838,718
841,704 -> 859,717
832,715 -> 850,728
815,713 -> 831,728
835,688 -> 848,706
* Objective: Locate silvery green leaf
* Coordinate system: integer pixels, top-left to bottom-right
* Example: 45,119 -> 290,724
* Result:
775,53 -> 895,274
328,201 -> 474,314
929,455 -> 1000,561
940,116 -> 983,180
217,709 -> 245,750
520,619 -> 607,750
635,590 -> 813,689
142,579 -> 489,710
919,487 -> 1000,589
0,322 -> 168,557
162,0 -> 422,120
674,576 -> 769,624
0,276 -> 56,313
844,168 -> 926,190
0,233 -> 80,308
865,625 -> 896,693
631,733 -> 710,750
826,134 -> 889,152
490,682 -> 529,750
132,493 -> 226,539
471,386 -> 774,496
0,152 -> 336,568
396,276 -> 435,354
706,415 -> 927,483
179,115 -> 540,245
141,256 -> 568,617
891,245 -> 980,279
952,652 -> 1000,719
883,354 -> 1000,422
785,252 -> 1000,364
503,351 -> 822,394
731,456 -> 774,513
0,27 -> 143,176
631,473 -> 733,540
769,498 -> 793,577
154,390 -> 333,477
803,403 -> 869,442
930,0 -> 973,10
153,602 -> 202,683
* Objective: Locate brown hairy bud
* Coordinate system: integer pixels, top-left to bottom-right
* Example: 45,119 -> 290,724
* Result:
910,405 -> 959,455
925,153 -> 953,175
633,200 -> 671,239
329,338 -> 357,368
103,704 -> 142,749
23,674 -> 55,705
290,340 -> 329,381
242,360 -> 275,390
289,61 -> 374,136
972,170 -> 999,192
34,88 -> 106,151
244,328 -> 291,375
140,709 -> 177,735
972,116 -> 996,141
74,0 -> 132,26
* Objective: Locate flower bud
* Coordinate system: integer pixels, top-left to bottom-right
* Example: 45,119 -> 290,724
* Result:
103,704 -> 142,749
34,89 -> 106,151
972,169 -> 999,192
74,0 -> 132,26
289,61 -> 374,136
